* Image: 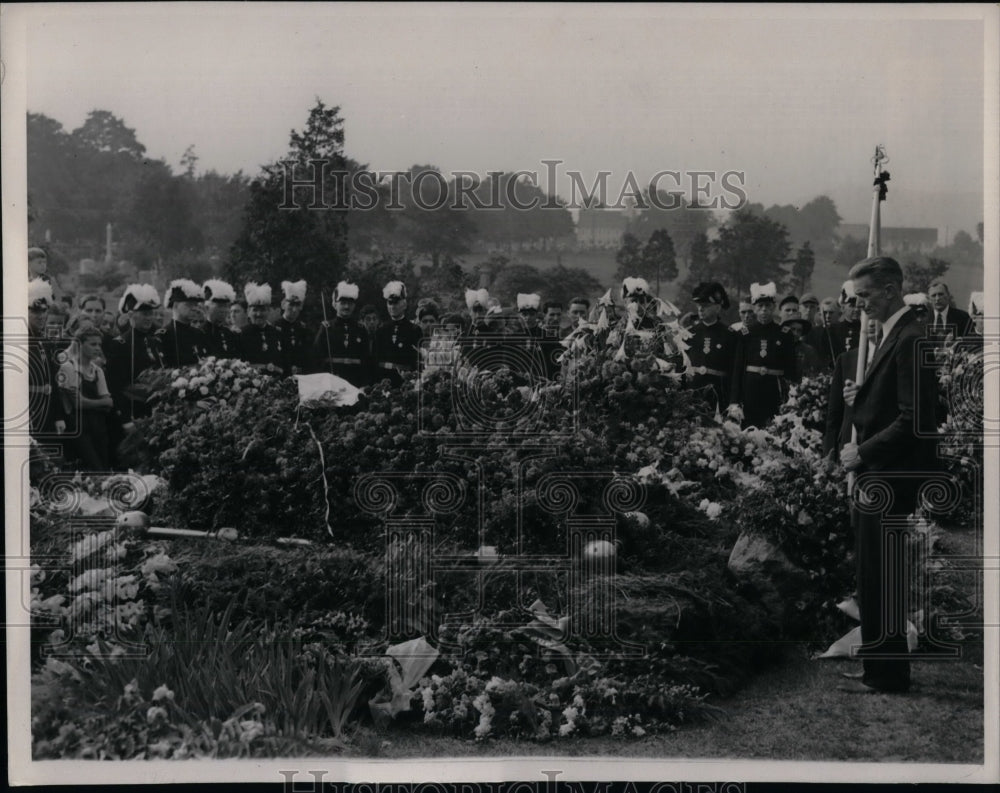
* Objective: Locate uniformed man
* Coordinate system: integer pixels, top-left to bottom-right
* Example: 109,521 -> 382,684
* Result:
105,283 -> 166,431
727,281 -> 797,429
312,281 -> 370,386
372,281 -> 423,387
686,281 -> 737,409
27,278 -> 67,438
511,292 -> 551,379
830,280 -> 861,356
159,279 -> 209,368
201,279 -> 241,359
239,282 -> 284,372
621,277 -> 663,331
276,280 -> 312,375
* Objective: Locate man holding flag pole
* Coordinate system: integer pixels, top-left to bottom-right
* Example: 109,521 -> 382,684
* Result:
837,147 -> 939,694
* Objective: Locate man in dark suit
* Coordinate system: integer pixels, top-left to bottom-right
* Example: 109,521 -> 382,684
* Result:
823,318 -> 881,460
839,256 -> 939,694
927,280 -> 974,340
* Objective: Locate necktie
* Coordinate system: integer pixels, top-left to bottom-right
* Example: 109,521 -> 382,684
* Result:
933,313 -> 943,333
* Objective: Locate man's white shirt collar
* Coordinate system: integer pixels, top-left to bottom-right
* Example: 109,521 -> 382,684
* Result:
879,304 -> 911,345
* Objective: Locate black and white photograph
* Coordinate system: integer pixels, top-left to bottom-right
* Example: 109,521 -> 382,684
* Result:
3,3 -> 998,787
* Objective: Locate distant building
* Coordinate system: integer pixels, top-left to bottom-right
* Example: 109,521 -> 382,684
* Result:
838,223 -> 939,253
575,208 -> 633,249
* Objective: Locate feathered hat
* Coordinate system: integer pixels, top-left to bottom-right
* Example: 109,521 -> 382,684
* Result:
382,281 -> 406,300
691,282 -> 729,309
119,284 -> 161,314
749,282 -> 777,304
203,279 -> 237,303
465,288 -> 490,311
333,281 -> 359,302
839,280 -> 857,304
968,292 -> 984,316
29,278 -> 54,311
621,277 -> 651,300
281,280 -> 307,304
164,278 -> 204,309
516,293 -> 541,311
903,292 -> 929,307
244,282 -> 272,307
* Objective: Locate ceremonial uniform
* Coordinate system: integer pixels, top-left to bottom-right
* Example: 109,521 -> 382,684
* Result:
105,328 -> 166,423
203,322 -> 241,360
829,319 -> 860,358
159,319 -> 208,368
730,321 -> 797,429
374,317 -> 422,386
805,323 -> 841,371
276,316 -> 312,375
240,323 -> 284,370
313,317 -> 370,386
686,320 -> 736,407
28,333 -> 68,436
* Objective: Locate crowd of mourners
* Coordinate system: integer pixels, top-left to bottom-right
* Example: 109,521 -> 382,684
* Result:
25,244 -> 984,473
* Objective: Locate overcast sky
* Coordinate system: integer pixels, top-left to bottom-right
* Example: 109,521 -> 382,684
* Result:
10,3 -> 995,231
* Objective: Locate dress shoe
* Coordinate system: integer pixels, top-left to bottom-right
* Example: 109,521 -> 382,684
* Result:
839,670 -> 865,680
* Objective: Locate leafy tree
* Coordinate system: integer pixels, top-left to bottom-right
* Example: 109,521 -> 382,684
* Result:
640,229 -> 678,295
613,233 -> 644,282
71,110 -> 147,159
227,99 -> 351,292
791,241 -> 816,294
396,165 -> 478,267
628,191 -> 713,266
903,257 -> 950,295
489,262 -> 550,304
710,209 -> 792,302
128,164 -> 204,257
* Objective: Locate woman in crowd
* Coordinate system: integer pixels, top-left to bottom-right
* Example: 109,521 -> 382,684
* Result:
58,326 -> 114,471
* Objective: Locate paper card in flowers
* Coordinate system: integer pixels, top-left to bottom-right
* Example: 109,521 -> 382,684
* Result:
370,636 -> 440,726
294,373 -> 361,407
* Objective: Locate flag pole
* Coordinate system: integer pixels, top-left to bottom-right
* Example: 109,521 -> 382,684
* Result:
848,145 -> 889,491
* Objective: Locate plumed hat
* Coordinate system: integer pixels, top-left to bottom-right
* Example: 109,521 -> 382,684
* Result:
968,292 -> 984,316
281,280 -> 307,303
29,278 -> 54,310
691,282 -> 729,309
382,280 -> 406,300
839,280 -> 857,304
244,282 -> 273,307
903,292 -> 928,307
164,278 -> 204,309
749,282 -> 776,304
465,288 -> 490,311
334,281 -> 359,301
621,277 -> 652,300
203,279 -> 237,303
516,293 -> 541,310
119,283 -> 161,314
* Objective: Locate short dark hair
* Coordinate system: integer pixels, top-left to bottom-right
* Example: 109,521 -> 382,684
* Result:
79,294 -> 106,311
417,303 -> 440,320
359,303 -> 378,319
543,300 -> 563,313
569,297 -> 590,309
74,325 -> 104,344
848,256 -> 903,289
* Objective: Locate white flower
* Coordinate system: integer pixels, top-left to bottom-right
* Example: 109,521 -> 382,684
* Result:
705,502 -> 722,519
632,725 -> 646,737
172,377 -> 189,389
152,684 -> 175,702
146,706 -> 168,725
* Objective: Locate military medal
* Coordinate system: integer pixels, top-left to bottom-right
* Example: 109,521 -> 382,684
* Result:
760,340 -> 768,357
703,337 -> 711,355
